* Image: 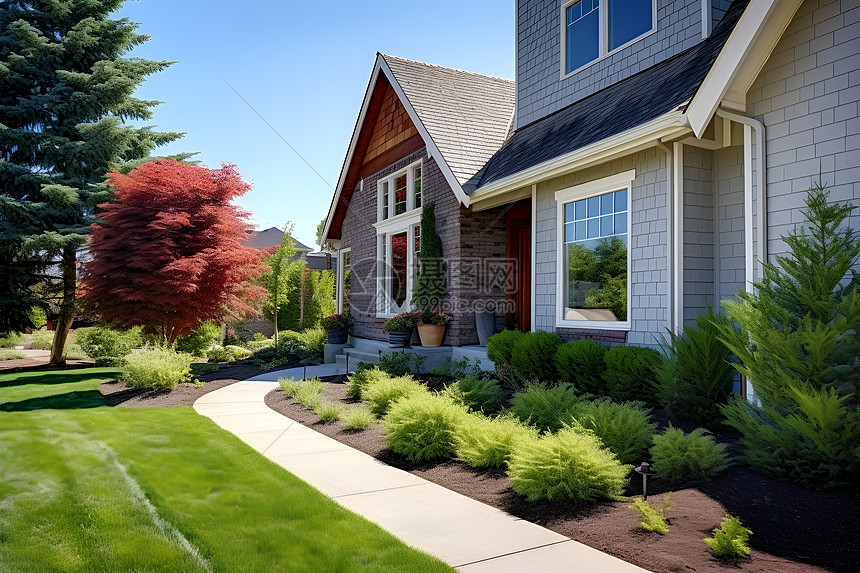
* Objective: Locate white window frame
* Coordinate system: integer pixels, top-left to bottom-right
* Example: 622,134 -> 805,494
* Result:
554,170 -> 635,331
336,247 -> 351,314
560,0 -> 657,79
375,159 -> 423,318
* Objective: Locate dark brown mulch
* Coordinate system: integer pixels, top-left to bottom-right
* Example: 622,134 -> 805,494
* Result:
264,382 -> 853,573
99,363 -> 267,408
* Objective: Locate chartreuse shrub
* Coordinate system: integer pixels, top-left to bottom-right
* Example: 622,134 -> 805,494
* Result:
553,339 -> 607,395
628,494 -> 673,534
346,366 -> 389,399
650,427 -> 729,484
486,330 -> 523,367
175,320 -> 220,356
602,346 -> 663,404
279,377 -> 325,409
571,398 -> 656,465
703,516 -> 752,559
455,413 -> 539,469
206,346 -> 233,363
122,347 -> 193,390
363,374 -> 428,417
0,332 -> 22,348
511,383 -> 579,432
225,345 -> 252,360
76,326 -> 142,365
30,329 -> 54,350
657,306 -> 738,429
716,186 -> 860,489
342,405 -> 376,430
510,330 -> 563,382
383,393 -> 469,462
315,400 -> 343,422
444,375 -> 503,414
0,348 -> 26,360
507,424 -> 630,502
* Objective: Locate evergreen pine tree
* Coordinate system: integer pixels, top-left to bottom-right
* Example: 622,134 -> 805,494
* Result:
0,1 -> 181,361
412,202 -> 447,313
717,184 -> 860,489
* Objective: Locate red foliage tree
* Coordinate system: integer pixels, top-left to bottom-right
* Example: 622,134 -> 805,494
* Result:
83,159 -> 267,343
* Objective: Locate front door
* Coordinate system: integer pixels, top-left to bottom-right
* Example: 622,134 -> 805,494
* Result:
506,200 -> 532,331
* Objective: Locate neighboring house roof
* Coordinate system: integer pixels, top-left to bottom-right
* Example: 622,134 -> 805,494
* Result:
322,53 -> 515,242
244,227 -> 312,251
465,0 -> 749,193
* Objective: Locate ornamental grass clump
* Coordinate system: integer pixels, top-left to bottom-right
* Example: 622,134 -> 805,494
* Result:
383,393 -> 469,462
628,494 -> 673,534
511,383 -> 580,432
345,366 -> 389,399
279,377 -> 325,409
342,405 -> 376,430
571,398 -> 656,465
650,427 -> 729,484
455,413 -> 538,469
703,516 -> 752,559
314,400 -> 343,422
507,424 -> 630,502
363,373 -> 428,417
122,347 -> 193,390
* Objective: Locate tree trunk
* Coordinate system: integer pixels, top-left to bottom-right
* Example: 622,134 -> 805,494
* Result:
49,245 -> 77,365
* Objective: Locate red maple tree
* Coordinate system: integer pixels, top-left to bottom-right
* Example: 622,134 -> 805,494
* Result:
83,159 -> 267,343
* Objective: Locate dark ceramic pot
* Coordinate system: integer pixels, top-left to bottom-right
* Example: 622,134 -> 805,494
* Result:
387,329 -> 412,348
327,330 -> 348,345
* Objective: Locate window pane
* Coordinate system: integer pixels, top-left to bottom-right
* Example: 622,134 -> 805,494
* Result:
414,167 -> 422,208
565,222 -> 576,243
391,232 -> 408,307
615,212 -> 627,233
609,0 -> 652,51
575,221 -> 587,240
565,202 -> 576,223
381,182 -> 389,220
565,0 -> 600,74
587,218 -> 599,238
587,196 -> 600,217
600,215 -> 614,236
614,188 -> 627,211
601,193 -> 614,215
342,252 -> 351,314
575,199 -> 587,220
394,174 -> 407,216
414,224 -> 421,252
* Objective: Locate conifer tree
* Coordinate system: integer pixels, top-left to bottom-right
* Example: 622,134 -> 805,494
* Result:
0,1 -> 181,362
412,203 -> 447,313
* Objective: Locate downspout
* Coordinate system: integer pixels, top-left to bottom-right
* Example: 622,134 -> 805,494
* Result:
716,109 -> 767,289
655,142 -> 675,334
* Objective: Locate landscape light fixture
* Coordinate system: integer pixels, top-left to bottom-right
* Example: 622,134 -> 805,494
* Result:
634,462 -> 656,501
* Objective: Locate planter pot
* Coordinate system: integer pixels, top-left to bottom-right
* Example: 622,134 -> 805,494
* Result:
387,329 -> 412,348
327,330 -> 348,345
476,311 -> 496,346
417,324 -> 446,347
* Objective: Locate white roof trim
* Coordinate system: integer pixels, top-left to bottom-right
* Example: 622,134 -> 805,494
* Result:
684,0 -> 804,138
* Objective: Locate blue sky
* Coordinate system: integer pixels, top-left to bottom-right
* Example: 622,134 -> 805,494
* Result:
118,1 -> 515,249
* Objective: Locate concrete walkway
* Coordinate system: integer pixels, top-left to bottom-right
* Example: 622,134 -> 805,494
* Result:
194,365 -> 649,572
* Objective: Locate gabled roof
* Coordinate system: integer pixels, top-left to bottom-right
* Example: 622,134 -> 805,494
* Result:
465,0 -> 749,193
244,227 -> 311,251
322,53 -> 515,242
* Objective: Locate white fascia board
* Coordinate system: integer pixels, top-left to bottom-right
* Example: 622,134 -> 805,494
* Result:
378,56 -> 471,208
684,0 -> 803,138
321,56 -> 386,244
469,112 -> 688,208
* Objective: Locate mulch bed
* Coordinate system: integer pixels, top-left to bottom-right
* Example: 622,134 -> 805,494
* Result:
264,381 -> 857,573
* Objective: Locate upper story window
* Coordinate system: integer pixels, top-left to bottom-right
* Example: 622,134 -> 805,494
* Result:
378,161 -> 422,222
562,0 -> 655,76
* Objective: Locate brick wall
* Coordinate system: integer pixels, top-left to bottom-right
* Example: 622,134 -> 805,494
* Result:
516,0 -> 705,127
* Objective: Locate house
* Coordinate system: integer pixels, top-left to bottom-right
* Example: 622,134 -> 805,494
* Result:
244,227 -> 334,271
322,0 -> 859,358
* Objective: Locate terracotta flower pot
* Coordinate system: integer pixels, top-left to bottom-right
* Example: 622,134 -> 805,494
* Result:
388,329 -> 412,348
417,324 -> 446,347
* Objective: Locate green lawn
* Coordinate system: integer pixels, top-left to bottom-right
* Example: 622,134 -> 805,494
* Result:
0,368 -> 452,572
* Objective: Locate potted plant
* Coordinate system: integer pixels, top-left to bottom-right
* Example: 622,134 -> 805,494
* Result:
383,312 -> 420,348
417,309 -> 451,347
321,313 -> 352,344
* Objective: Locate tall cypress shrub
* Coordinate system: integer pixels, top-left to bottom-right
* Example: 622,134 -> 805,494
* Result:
412,203 -> 447,312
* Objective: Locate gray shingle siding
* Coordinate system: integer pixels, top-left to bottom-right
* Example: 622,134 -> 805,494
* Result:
747,0 -> 860,259
516,0 -> 706,127
715,144 -> 747,300
683,145 -> 716,322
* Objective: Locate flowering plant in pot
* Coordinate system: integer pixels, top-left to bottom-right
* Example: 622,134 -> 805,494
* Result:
382,312 -> 421,348
321,313 -> 352,344
417,309 -> 451,347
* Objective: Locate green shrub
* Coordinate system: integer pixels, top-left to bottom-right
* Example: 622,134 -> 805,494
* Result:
253,328 -> 325,367
455,413 -> 538,469
206,345 -> 234,363
553,339 -> 607,395
279,377 -> 325,409
0,348 -> 25,360
122,347 -> 193,390
507,424 -> 630,502
342,406 -> 376,430
363,374 -> 428,417
628,494 -> 672,534
315,400 -> 343,422
77,326 -> 142,365
0,332 -> 22,348
64,343 -> 88,360
486,330 -> 523,366
445,375 -> 503,414
377,352 -> 426,376
703,516 -> 752,559
657,307 -> 737,429
570,398 -> 656,465
191,363 -> 219,376
175,321 -> 221,356
602,346 -> 662,404
225,345 -> 252,360
510,383 -> 580,432
31,330 -> 54,350
383,393 -> 468,462
345,366 -> 389,399
510,330 -> 562,382
245,338 -> 273,352
650,427 -> 729,484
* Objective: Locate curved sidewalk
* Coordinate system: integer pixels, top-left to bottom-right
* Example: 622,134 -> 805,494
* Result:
194,365 -> 649,572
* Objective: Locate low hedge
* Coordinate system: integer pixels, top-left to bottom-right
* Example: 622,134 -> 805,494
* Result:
383,393 -> 468,462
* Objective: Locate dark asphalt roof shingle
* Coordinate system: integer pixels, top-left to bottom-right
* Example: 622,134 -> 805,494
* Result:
466,0 -> 749,192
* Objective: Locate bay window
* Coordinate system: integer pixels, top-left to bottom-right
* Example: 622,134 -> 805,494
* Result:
555,171 -> 634,329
